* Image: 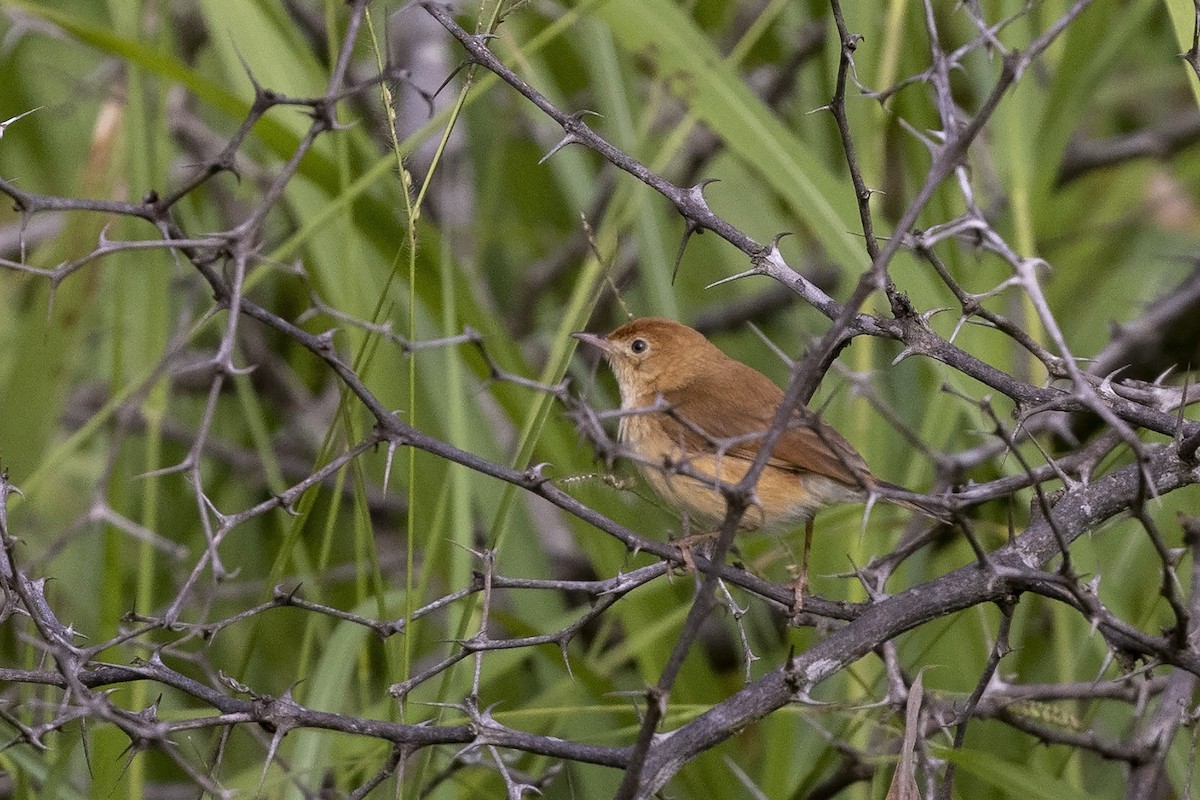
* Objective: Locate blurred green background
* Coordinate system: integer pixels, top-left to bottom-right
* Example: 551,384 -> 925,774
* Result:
1,0 -> 1199,797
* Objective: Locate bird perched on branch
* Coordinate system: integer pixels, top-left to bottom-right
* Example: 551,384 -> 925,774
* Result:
573,316 -> 946,608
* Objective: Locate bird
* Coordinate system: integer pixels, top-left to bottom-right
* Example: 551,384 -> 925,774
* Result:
572,316 -> 945,607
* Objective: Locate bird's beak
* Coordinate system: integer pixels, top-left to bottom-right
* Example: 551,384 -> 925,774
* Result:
571,331 -> 614,355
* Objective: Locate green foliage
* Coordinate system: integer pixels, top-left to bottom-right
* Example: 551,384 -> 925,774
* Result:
0,0 -> 1198,797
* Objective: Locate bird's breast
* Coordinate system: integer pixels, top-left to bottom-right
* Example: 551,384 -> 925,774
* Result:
617,409 -> 678,462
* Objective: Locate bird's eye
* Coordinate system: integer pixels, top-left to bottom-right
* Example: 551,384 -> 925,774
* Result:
630,338 -> 648,354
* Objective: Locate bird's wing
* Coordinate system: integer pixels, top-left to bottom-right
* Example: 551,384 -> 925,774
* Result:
660,369 -> 869,488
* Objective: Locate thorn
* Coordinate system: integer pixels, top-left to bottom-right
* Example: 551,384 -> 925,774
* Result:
134,461 -> 191,481
525,462 -> 553,482
0,107 -> 43,139
313,329 -> 338,352
433,61 -> 469,99
753,233 -> 794,276
1152,365 -> 1176,386
685,177 -> 719,211
231,43 -> 267,100
538,110 -> 601,165
747,321 -> 793,367
273,583 -> 303,603
671,179 -> 722,285
897,117 -> 939,153
704,268 -> 761,290
672,220 -> 702,285
565,108 -> 603,124
1023,256 -> 1051,273
449,540 -> 488,561
538,133 -> 582,165
382,440 -> 399,495
918,306 -> 950,324
1097,370 -> 1121,399
949,313 -> 969,344
559,640 -> 574,680
1100,364 -> 1131,387
761,231 -> 794,269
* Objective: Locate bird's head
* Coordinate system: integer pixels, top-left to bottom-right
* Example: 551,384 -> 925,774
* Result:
572,317 -> 716,405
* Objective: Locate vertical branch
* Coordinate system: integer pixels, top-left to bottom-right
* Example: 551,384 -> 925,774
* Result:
827,0 -> 880,263
612,497 -> 752,800
1123,516 -> 1200,799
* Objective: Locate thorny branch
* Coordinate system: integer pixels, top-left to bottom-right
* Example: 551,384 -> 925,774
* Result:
1,0 -> 1199,798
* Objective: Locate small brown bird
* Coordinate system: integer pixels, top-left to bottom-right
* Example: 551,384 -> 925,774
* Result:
573,317 -> 942,603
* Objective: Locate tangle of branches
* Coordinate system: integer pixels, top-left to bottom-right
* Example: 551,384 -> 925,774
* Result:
1,1 -> 1200,798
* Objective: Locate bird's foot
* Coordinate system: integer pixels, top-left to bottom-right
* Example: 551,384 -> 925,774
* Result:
788,566 -> 809,619
672,531 -> 719,573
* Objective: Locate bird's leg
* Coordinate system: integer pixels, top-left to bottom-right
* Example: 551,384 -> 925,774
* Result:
793,517 -> 815,613
672,513 -> 735,572
674,530 -> 717,573
677,537 -> 698,573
